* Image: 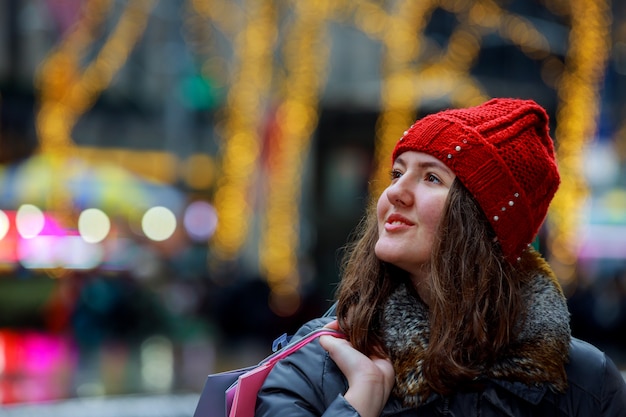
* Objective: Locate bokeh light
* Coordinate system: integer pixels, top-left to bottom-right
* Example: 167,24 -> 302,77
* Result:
142,206 -> 177,242
140,335 -> 174,392
78,208 -> 111,243
183,201 -> 217,242
0,210 -> 10,240
57,236 -> 104,269
17,235 -> 104,270
15,204 -> 45,239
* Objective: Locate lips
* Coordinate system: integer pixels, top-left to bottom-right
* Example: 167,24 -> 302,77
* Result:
385,213 -> 415,231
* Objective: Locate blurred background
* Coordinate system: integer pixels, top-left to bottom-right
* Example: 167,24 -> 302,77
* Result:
0,0 -> 625,415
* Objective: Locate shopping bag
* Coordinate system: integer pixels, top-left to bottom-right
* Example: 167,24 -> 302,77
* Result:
193,328 -> 345,417
193,365 -> 254,417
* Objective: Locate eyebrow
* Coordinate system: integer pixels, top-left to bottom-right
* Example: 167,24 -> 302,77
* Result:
418,161 -> 447,170
395,156 -> 450,172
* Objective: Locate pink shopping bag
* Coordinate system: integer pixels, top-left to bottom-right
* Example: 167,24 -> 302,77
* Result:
194,328 -> 345,417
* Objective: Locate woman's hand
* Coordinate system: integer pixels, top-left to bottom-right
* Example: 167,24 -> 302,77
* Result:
319,320 -> 395,417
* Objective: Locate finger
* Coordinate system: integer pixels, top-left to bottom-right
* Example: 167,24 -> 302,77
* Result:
320,337 -> 376,382
319,332 -> 352,354
323,319 -> 340,331
319,335 -> 358,367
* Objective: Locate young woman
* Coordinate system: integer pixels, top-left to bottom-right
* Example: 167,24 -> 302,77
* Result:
255,98 -> 626,416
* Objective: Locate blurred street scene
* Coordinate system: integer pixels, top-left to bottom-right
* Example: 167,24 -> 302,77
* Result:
0,394 -> 198,417
0,0 -> 625,415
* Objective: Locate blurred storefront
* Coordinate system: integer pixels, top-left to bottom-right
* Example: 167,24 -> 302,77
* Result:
0,0 -> 625,409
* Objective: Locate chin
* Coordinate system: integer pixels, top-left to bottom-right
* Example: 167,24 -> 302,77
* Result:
374,244 -> 402,266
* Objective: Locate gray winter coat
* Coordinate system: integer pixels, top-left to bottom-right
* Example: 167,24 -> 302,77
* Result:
256,317 -> 626,416
256,274 -> 626,416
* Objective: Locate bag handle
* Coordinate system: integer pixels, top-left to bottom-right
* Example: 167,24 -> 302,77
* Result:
272,304 -> 338,352
261,328 -> 345,366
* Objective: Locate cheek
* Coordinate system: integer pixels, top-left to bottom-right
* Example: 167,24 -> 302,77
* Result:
421,197 -> 447,232
376,192 -> 389,228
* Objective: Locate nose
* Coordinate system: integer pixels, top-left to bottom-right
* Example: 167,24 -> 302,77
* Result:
385,177 -> 413,207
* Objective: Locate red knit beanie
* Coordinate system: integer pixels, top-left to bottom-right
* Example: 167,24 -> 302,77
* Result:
392,98 -> 560,261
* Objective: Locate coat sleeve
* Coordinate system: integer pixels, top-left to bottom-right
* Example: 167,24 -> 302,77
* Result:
255,318 -> 360,417
566,339 -> 626,416
601,354 -> 626,417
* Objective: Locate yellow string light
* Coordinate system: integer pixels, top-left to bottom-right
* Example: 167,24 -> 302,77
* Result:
36,0 -> 154,157
189,0 -> 242,36
35,0 -> 111,159
34,0 -> 154,217
258,1 -> 336,316
548,0 -> 611,282
77,146 -> 179,184
210,0 -> 277,261
352,0 -> 437,198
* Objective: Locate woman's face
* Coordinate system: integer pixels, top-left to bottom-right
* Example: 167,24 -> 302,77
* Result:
375,151 -> 456,282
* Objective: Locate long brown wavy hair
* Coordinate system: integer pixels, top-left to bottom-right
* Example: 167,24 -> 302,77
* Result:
335,178 -> 532,395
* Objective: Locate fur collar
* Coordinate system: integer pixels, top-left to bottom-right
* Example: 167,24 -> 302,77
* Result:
380,254 -> 571,407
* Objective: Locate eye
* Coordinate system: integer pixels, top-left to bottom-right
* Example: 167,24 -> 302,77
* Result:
390,169 -> 402,180
425,173 -> 442,184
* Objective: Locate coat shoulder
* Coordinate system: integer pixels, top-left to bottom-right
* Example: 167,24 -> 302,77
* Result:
566,338 -> 617,389
561,337 -> 626,415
